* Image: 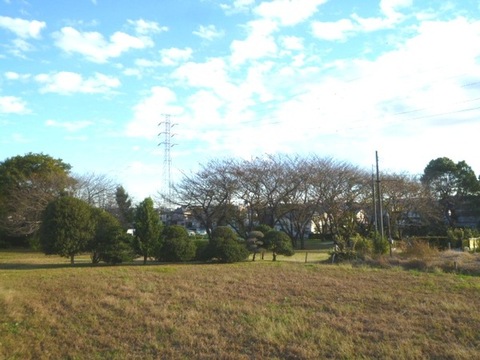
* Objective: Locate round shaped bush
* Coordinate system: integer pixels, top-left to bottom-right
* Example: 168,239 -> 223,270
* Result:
158,225 -> 196,262
206,226 -> 249,263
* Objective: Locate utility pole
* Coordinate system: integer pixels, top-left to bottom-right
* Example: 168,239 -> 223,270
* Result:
158,114 -> 176,208
375,151 -> 384,240
372,169 -> 378,235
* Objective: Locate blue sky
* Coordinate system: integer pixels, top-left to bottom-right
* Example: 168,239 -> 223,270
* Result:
1,0 -> 480,201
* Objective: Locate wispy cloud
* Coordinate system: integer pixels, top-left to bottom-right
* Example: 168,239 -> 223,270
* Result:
45,119 -> 94,132
128,19 -> 168,35
193,25 -> 224,40
0,96 -> 29,114
220,0 -> 255,14
230,19 -> 278,65
254,0 -> 327,26
4,71 -> 31,81
35,71 -> 121,94
126,86 -> 183,139
53,26 -> 152,63
160,47 -> 193,66
0,16 -> 46,38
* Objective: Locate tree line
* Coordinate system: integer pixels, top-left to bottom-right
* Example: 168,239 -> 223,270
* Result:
0,153 -> 294,263
1,152 -> 479,263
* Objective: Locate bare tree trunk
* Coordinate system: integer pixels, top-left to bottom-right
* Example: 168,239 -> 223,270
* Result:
70,255 -> 75,265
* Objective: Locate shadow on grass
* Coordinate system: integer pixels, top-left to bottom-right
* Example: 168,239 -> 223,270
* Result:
0,259 -> 185,271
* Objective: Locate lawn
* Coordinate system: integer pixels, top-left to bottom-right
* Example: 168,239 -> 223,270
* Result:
1,250 -> 480,359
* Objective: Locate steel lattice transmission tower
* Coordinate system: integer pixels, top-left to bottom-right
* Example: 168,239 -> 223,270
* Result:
158,114 -> 176,207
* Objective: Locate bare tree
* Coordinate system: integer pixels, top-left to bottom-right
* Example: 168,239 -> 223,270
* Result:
382,173 -> 440,237
71,172 -> 118,209
309,158 -> 370,245
172,160 -> 238,240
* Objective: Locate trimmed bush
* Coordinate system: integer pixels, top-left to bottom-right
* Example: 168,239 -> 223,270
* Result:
158,225 -> 196,262
206,226 -> 249,263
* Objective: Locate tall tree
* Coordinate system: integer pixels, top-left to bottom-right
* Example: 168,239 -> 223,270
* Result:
421,157 -> 480,228
112,185 -> 134,230
0,153 -> 74,240
455,161 -> 480,196
421,157 -> 459,200
381,173 -> 440,238
133,197 -> 162,264
40,196 -> 94,264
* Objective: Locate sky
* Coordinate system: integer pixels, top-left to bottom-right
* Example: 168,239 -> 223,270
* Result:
1,0 -> 480,202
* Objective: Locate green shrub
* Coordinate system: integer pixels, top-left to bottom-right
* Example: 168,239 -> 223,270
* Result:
329,249 -> 359,263
373,236 -> 390,255
352,235 -> 373,255
216,239 -> 250,263
263,230 -> 294,261
193,239 -> 209,261
205,226 -> 249,263
100,233 -> 135,264
158,226 -> 196,262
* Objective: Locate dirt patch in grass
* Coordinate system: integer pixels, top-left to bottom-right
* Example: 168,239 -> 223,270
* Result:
1,252 -> 480,359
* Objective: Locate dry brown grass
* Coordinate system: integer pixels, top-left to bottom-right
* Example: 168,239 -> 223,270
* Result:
365,240 -> 480,276
1,250 -> 480,359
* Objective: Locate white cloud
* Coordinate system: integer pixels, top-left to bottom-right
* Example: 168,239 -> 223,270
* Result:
351,13 -> 396,32
123,68 -> 142,77
126,86 -> 182,139
350,0 -> 411,33
133,47 -> 193,68
128,19 -> 168,35
220,0 -> 255,14
0,16 -> 46,38
35,71 -> 121,94
193,24 -> 225,40
12,38 -> 34,51
160,47 -> 193,66
380,0 -> 412,18
230,19 -> 278,65
311,19 -> 355,41
4,71 -> 30,80
173,58 -> 238,100
45,119 -> 94,132
0,96 -> 29,114
53,27 -> 152,63
311,0 -> 412,42
272,16 -> 480,166
280,35 -> 304,50
254,0 -> 327,26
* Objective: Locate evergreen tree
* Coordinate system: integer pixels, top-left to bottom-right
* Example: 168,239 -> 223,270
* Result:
157,225 -> 196,262
40,196 -> 94,264
90,208 -> 134,264
113,186 -> 134,230
133,197 -> 162,264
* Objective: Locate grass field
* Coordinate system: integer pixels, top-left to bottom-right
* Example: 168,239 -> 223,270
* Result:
1,250 -> 480,359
